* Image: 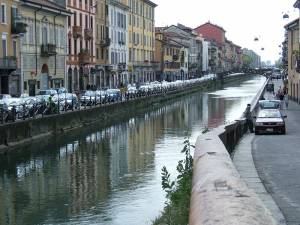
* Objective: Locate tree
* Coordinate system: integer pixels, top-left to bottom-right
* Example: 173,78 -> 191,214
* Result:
242,54 -> 252,68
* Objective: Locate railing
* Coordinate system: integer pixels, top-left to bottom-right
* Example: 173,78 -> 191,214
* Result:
41,44 -> 57,57
99,38 -> 111,47
84,28 -> 93,40
11,13 -> 27,35
132,61 -> 160,69
164,62 -> 180,69
0,57 -> 17,69
73,26 -> 82,38
78,51 -> 90,65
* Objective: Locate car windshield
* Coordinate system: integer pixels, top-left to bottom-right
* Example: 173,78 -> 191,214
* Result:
260,101 -> 280,109
258,110 -> 281,118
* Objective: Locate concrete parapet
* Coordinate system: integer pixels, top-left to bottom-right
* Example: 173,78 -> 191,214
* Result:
189,125 -> 278,225
189,76 -> 276,225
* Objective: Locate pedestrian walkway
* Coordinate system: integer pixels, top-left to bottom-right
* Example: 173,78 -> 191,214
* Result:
234,78 -> 300,225
233,134 -> 286,225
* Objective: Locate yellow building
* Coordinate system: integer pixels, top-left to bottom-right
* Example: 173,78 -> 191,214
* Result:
95,0 -> 109,88
20,0 -> 71,96
128,0 -> 157,84
285,18 -> 300,102
0,0 -> 25,95
155,31 -> 185,81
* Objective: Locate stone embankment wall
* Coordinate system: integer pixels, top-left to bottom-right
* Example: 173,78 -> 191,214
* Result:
0,73 -> 248,153
189,78 -> 278,225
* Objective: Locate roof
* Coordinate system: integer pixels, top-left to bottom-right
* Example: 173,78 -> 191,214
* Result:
21,0 -> 71,14
284,18 -> 299,30
143,0 -> 157,7
194,21 -> 226,33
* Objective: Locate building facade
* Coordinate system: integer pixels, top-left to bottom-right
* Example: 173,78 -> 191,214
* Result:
0,0 -> 25,96
66,0 -> 96,92
155,30 -> 187,81
107,0 -> 128,88
94,0 -> 109,89
285,18 -> 299,102
128,0 -> 157,85
20,0 -> 70,96
194,21 -> 226,73
242,48 -> 261,69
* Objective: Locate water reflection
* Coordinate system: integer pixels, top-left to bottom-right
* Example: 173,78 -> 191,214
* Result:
0,75 -> 265,225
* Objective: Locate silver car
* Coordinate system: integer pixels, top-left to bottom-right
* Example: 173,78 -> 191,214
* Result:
254,109 -> 286,134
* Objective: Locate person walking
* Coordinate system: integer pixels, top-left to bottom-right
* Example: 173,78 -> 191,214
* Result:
284,93 -> 289,109
244,104 -> 254,133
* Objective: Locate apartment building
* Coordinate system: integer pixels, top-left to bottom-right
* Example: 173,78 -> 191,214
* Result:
128,0 -> 157,84
20,0 -> 70,96
0,0 -> 25,95
107,0 -> 128,88
66,0 -> 96,92
94,0 -> 109,89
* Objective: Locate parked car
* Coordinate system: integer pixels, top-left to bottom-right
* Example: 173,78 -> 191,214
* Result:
106,89 -> 121,102
80,90 -> 96,105
38,89 -> 58,96
258,100 -> 281,109
254,109 -> 286,134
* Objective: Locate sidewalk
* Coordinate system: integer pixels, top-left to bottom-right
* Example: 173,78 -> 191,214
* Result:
234,78 -> 300,225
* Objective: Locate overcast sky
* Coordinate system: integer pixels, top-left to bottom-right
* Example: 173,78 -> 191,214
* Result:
152,0 -> 299,63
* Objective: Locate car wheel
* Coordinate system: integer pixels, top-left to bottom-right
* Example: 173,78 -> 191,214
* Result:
282,128 -> 286,135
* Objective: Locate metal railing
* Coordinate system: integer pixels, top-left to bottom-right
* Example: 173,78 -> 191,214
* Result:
0,78 -> 217,125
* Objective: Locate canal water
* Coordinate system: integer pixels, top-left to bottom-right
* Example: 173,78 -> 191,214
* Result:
0,75 -> 266,225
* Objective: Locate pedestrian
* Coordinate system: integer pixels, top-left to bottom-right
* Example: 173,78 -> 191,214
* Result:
244,104 -> 254,133
284,94 -> 289,109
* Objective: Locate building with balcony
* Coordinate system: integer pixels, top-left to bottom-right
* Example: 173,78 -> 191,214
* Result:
18,0 -> 70,96
66,0 -> 96,92
194,21 -> 226,73
155,31 -> 187,81
284,17 -> 299,102
106,0 -> 129,88
0,0 -> 25,96
94,0 -> 109,89
127,0 -> 157,85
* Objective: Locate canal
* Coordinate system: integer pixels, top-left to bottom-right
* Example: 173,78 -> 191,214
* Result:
0,75 -> 266,225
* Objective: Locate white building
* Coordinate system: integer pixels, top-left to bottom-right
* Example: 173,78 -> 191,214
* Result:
107,0 -> 129,88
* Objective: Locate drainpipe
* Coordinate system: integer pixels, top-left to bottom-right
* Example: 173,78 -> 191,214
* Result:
34,6 -> 43,77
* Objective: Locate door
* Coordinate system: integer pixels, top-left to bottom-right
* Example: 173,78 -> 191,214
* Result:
29,84 -> 36,96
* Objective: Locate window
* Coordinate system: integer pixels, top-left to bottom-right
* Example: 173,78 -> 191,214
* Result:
13,40 -> 17,57
42,26 -> 47,44
96,48 -> 99,59
79,13 -> 82,26
2,34 -> 7,57
24,81 -> 27,90
90,17 -> 93,29
74,12 -> 77,26
68,38 -> 72,54
68,16 -> 71,27
74,39 -> 77,54
1,4 -> 6,24
85,15 -> 88,28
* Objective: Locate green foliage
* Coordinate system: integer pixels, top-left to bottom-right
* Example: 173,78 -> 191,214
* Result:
242,54 -> 252,68
153,138 -> 194,225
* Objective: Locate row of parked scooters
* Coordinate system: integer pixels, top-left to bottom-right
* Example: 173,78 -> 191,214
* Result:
0,75 -> 217,123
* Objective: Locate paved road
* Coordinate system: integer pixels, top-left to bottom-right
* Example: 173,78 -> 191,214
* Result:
252,79 -> 300,225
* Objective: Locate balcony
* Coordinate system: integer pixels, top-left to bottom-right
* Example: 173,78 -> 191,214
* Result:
100,38 -> 111,47
11,13 -> 27,35
0,57 -> 17,70
41,44 -> 56,57
73,26 -> 82,38
165,62 -> 180,69
132,61 -> 160,70
78,50 -> 90,65
84,28 -> 93,40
